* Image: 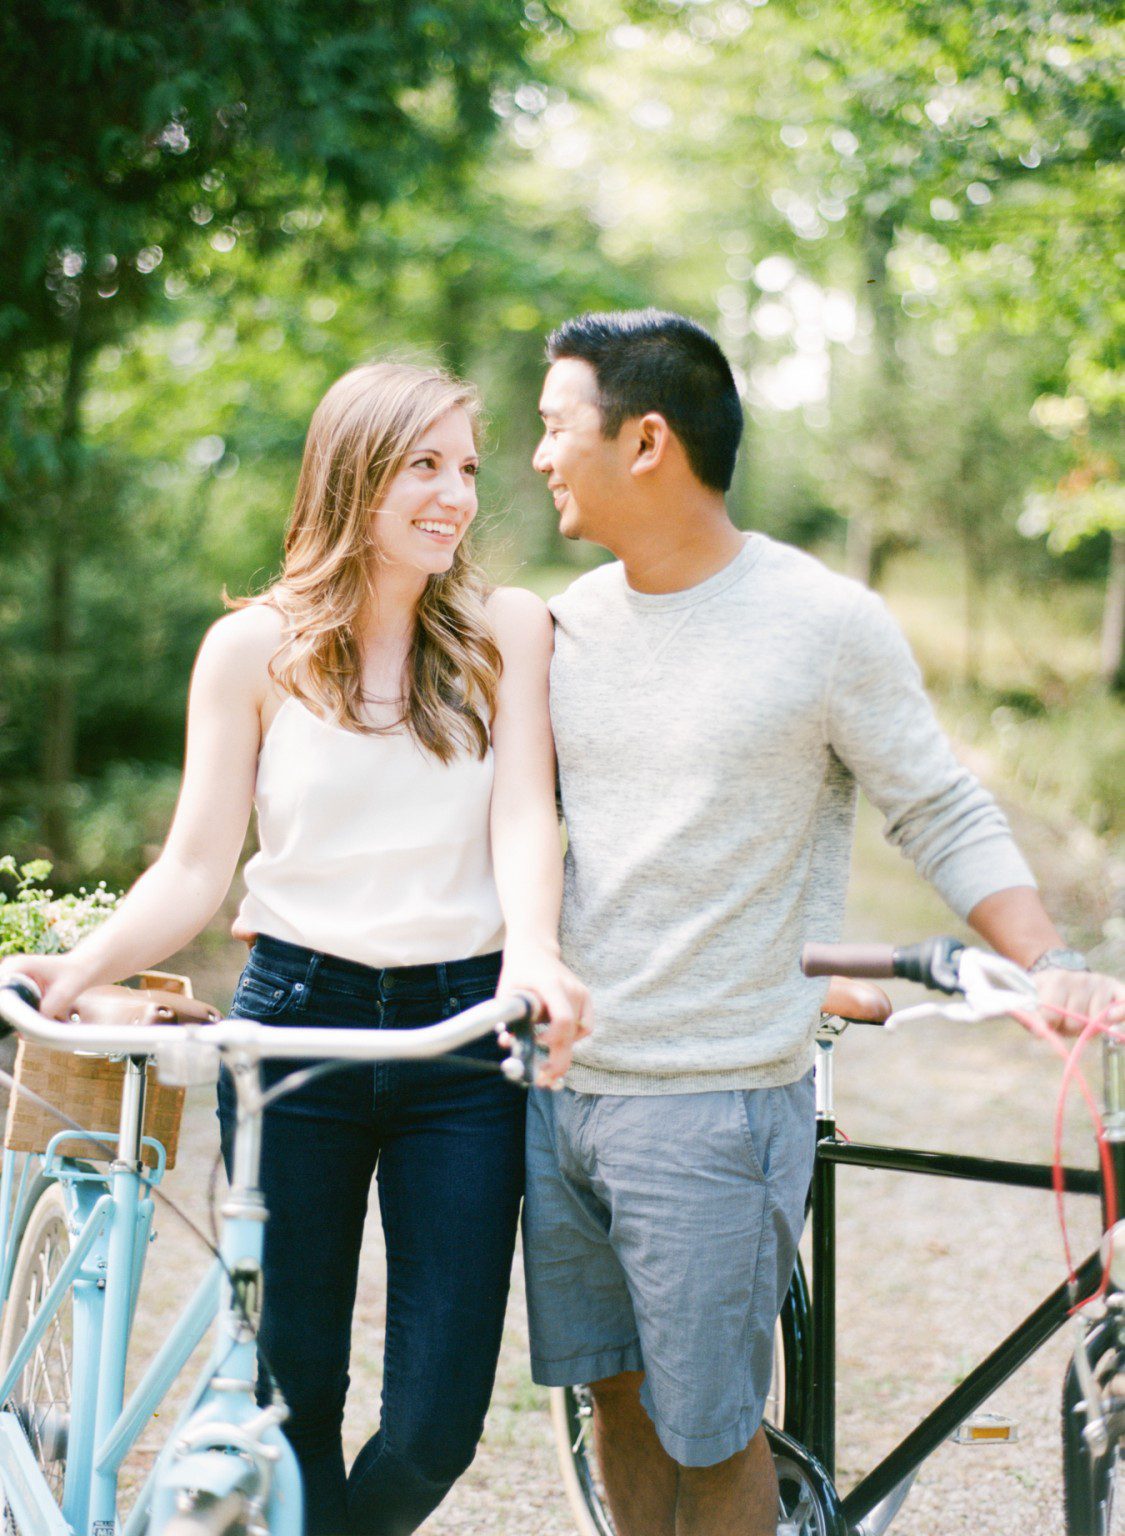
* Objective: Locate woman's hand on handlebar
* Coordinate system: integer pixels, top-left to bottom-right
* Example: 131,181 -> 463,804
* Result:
0,953 -> 97,1022
497,942 -> 593,1088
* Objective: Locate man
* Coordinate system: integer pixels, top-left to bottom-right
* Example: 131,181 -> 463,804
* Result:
522,308 -> 1125,1536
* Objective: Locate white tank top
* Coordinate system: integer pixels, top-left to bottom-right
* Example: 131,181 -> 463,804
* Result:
236,696 -> 505,967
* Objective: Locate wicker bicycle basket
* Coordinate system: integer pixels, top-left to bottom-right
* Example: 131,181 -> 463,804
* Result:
3,971 -> 193,1170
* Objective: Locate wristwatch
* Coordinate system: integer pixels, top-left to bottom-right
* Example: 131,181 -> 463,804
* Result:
1029,946 -> 1090,974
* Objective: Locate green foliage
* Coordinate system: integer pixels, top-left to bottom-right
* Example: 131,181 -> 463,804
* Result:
0,763 -> 182,895
0,0 -> 560,860
0,0 -> 1120,872
0,0 -> 533,358
1026,479 -> 1125,554
507,0 -> 1122,558
0,855 -> 119,956
955,687 -> 1125,841
67,764 -> 182,889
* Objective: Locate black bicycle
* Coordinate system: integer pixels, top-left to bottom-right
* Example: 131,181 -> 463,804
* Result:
552,939 -> 1122,1536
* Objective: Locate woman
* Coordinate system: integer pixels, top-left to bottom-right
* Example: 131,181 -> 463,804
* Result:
2,361 -> 590,1535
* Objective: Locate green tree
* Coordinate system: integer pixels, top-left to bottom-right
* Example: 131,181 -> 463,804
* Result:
0,0 -> 533,861
508,0 -> 1121,622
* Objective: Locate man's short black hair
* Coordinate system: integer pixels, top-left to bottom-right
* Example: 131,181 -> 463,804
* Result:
546,309 -> 743,493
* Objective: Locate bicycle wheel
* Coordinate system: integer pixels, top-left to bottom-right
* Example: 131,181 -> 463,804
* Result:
1063,1319 -> 1123,1536
0,1181 -> 73,1506
550,1264 -> 806,1536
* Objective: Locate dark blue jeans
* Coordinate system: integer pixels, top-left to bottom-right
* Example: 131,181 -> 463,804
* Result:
217,937 -> 524,1536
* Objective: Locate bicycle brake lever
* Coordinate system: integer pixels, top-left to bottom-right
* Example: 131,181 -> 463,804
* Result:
496,992 -> 540,1086
960,948 -> 1038,998
956,949 -> 1039,1022
887,951 -> 1038,1030
885,1001 -> 979,1031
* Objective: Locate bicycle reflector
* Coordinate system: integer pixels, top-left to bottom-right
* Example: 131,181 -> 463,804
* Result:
951,1413 -> 1018,1444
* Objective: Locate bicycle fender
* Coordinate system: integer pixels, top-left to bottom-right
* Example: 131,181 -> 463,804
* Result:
147,1448 -> 258,1532
765,1421 -> 848,1536
158,1448 -> 257,1498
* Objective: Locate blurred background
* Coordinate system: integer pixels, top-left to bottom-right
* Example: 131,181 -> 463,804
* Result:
0,0 -> 1121,964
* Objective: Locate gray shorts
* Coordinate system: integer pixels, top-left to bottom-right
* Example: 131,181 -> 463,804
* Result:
523,1073 -> 815,1467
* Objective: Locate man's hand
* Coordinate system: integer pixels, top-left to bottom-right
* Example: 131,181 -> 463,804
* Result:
1035,968 -> 1125,1035
965,890 -> 1124,1036
498,943 -> 593,1088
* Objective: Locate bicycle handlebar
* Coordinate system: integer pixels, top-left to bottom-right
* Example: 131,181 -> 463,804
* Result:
802,937 -> 966,995
0,976 -> 538,1068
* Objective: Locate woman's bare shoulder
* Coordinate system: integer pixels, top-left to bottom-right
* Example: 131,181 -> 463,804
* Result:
485,587 -> 553,681
207,600 -> 284,651
485,584 -> 552,638
195,601 -> 285,695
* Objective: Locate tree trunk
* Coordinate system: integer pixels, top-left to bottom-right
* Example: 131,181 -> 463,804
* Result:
963,533 -> 985,691
845,514 -> 874,586
437,257 -> 472,381
847,211 -> 901,591
41,315 -> 89,866
863,212 -> 901,392
1102,530 -> 1125,695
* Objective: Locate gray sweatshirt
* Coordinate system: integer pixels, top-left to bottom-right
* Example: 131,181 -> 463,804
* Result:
549,534 -> 1035,1094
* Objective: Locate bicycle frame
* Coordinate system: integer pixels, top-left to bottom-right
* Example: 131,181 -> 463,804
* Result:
800,1020 -> 1120,1535
0,1052 -> 302,1536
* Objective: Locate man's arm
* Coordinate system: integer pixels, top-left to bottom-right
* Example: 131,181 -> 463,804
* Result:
825,587 -> 1123,1031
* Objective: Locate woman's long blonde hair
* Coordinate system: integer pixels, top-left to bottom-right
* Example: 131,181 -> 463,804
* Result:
237,362 -> 501,762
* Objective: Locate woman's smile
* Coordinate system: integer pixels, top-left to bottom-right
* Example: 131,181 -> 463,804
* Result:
413,517 -> 461,541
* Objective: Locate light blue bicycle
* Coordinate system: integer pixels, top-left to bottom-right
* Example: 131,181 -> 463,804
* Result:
0,976 -> 536,1536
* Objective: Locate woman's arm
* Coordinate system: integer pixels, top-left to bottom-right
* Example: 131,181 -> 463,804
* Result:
0,605 -> 279,1019
487,586 -> 591,1084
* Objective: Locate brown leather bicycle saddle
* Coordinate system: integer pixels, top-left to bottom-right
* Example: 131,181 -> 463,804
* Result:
68,985 -> 221,1027
820,977 -> 892,1025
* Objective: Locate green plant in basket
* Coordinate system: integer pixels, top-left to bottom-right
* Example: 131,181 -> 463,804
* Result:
0,856 -> 121,958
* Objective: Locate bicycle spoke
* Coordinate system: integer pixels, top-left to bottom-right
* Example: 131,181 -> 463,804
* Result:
46,1242 -> 73,1404
55,1311 -> 72,1400
35,1236 -> 70,1409
29,1249 -> 59,1403
28,1341 -> 50,1404
31,1332 -> 57,1408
